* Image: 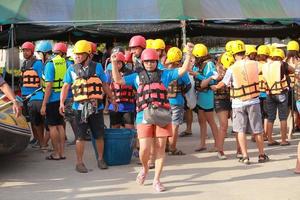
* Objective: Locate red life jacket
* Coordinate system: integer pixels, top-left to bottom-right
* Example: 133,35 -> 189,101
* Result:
21,57 -> 40,88
136,69 -> 170,112
109,68 -> 135,104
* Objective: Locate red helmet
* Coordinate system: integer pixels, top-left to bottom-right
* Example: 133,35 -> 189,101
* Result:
124,52 -> 133,63
21,42 -> 35,53
115,52 -> 125,63
129,35 -> 146,49
90,42 -> 97,54
53,42 -> 67,54
141,49 -> 159,61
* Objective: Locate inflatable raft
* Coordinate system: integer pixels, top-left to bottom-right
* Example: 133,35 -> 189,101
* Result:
0,99 -> 31,155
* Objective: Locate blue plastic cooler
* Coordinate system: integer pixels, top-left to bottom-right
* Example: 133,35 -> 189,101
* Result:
103,128 -> 136,166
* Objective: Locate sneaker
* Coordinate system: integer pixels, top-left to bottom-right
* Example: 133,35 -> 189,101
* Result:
258,154 -> 270,163
76,163 -> 88,173
29,138 -> 37,144
97,159 -> 108,170
31,142 -> 40,149
239,157 -> 250,165
217,151 -> 227,160
153,180 -> 166,192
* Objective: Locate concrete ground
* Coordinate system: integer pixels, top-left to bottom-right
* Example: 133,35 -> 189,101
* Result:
0,114 -> 300,200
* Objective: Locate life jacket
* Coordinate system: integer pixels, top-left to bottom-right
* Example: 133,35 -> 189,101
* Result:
21,57 -> 40,88
262,61 -> 288,95
258,61 -> 266,93
136,69 -> 170,112
167,80 -> 183,98
194,60 -> 212,91
109,67 -> 135,104
286,57 -> 300,88
71,61 -> 103,102
294,63 -> 300,100
42,55 -> 67,92
215,86 -> 230,100
230,60 -> 260,101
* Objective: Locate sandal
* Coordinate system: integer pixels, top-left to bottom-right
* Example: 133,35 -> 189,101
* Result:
239,157 -> 250,165
136,168 -> 147,185
195,147 -> 207,152
153,180 -> 166,192
280,141 -> 290,146
267,141 -> 280,146
168,149 -> 186,156
45,154 -> 60,160
179,131 -> 192,137
258,154 -> 270,163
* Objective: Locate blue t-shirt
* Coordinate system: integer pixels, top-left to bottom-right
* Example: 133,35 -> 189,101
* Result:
21,59 -> 44,101
168,72 -> 191,106
43,59 -> 70,103
63,62 -> 107,110
193,61 -> 216,109
106,69 -> 135,112
124,69 -> 179,124
66,59 -> 74,99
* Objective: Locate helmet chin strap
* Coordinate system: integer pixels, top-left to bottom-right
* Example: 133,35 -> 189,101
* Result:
80,54 -> 90,66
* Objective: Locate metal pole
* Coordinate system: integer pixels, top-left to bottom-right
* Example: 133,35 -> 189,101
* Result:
181,20 -> 187,48
10,24 -> 14,91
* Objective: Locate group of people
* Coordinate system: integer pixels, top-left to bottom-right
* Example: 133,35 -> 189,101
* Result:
10,35 -> 300,192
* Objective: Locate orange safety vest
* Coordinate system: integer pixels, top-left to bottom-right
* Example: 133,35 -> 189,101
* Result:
230,60 -> 260,101
262,61 -> 288,95
136,69 -> 170,112
71,61 -> 103,102
21,58 -> 40,88
286,57 -> 300,88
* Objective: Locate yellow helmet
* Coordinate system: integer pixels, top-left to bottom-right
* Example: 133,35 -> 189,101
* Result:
166,47 -> 182,63
146,39 -> 154,49
221,52 -> 235,69
231,40 -> 245,55
153,39 -> 166,50
245,45 -> 257,56
287,40 -> 299,51
271,48 -> 285,59
192,44 -> 208,58
225,41 -> 234,54
73,40 -> 92,54
257,45 -> 270,56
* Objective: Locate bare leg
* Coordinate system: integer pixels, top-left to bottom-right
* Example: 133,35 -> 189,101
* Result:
254,133 -> 265,155
185,109 -> 193,133
237,132 -> 248,158
280,120 -> 288,144
76,140 -> 85,164
295,141 -> 300,173
267,121 -> 276,143
139,138 -> 153,175
197,110 -> 207,148
216,111 -> 229,152
57,125 -> 65,157
96,138 -> 105,160
153,137 -> 168,182
48,125 -> 60,158
168,124 -> 179,151
205,111 -> 219,149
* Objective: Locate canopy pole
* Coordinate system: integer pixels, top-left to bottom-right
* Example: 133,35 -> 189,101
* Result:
10,24 -> 14,91
181,20 -> 187,48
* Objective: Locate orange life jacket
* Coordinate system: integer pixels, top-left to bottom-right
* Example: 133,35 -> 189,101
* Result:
72,61 -> 103,102
230,60 -> 260,101
136,69 -> 170,112
262,61 -> 288,95
21,57 -> 40,88
108,68 -> 135,104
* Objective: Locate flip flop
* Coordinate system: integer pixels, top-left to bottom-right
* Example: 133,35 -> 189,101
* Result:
45,154 -> 60,160
179,131 -> 192,137
195,147 -> 207,152
60,156 -> 66,160
280,142 -> 290,146
267,141 -> 280,146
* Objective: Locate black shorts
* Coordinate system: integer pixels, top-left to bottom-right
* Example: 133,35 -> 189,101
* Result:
46,101 -> 64,126
28,100 -> 44,126
259,97 -> 268,119
22,99 -> 30,122
214,99 -> 231,113
197,105 -> 214,112
109,111 -> 135,126
75,110 -> 105,140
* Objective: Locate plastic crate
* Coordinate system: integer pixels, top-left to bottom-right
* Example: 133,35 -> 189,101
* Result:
103,128 -> 136,166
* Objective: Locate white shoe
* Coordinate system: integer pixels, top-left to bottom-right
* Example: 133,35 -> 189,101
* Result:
217,151 -> 227,160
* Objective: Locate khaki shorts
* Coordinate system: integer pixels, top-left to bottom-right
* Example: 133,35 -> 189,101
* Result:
232,103 -> 263,134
